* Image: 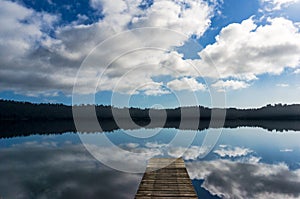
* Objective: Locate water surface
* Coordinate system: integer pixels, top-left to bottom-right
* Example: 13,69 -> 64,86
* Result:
1,126 -> 300,199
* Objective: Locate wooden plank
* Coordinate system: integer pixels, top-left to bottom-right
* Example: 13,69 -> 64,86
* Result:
135,197 -> 198,199
136,197 -> 198,199
135,158 -> 198,198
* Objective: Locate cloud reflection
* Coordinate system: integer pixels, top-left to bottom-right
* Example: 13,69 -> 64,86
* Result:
214,145 -> 253,158
0,141 -> 142,199
187,159 -> 300,199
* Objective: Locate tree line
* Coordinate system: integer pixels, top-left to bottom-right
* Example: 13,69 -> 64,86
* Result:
0,99 -> 300,121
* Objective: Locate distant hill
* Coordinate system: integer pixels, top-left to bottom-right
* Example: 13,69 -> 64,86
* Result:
0,99 -> 300,121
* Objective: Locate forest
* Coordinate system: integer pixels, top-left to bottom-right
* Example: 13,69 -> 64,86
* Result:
1,99 -> 300,121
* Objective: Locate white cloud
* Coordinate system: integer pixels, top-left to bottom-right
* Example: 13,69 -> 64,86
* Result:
122,143 -> 140,149
167,77 -> 206,92
0,0 -> 57,63
85,143 -> 164,172
280,148 -> 293,152
246,156 -> 262,164
196,17 -> 300,82
214,146 -> 253,158
0,142 -> 141,199
145,142 -> 168,148
186,159 -> 300,199
168,146 -> 208,160
138,82 -> 171,96
261,0 -> 300,11
276,83 -> 289,87
294,69 -> 300,74
0,0 -> 215,96
130,0 -> 213,37
212,80 -> 250,92
1,1 -> 300,96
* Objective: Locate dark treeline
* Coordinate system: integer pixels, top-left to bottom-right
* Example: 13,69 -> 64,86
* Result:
1,99 -> 300,121
0,119 -> 299,139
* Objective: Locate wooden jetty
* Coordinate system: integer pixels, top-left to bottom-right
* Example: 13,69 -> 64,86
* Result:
135,158 -> 198,199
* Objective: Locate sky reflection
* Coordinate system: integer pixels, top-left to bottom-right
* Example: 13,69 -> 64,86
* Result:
0,127 -> 300,198
0,138 -> 142,199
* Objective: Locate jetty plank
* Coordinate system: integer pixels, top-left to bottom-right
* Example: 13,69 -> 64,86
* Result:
135,158 -> 198,199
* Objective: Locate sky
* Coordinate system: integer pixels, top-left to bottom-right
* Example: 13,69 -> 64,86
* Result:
0,0 -> 300,108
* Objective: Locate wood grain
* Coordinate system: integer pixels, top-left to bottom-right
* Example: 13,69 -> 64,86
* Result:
135,158 -> 198,199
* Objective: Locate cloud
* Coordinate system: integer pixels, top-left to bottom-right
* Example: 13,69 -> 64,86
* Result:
123,142 -> 210,161
196,17 -> 300,82
0,141 -> 141,199
276,83 -> 290,87
214,146 -> 253,158
130,0 -> 213,37
168,146 -> 208,160
145,142 -> 168,148
261,0 -> 300,11
84,143 -> 164,172
167,77 -> 206,92
0,0 -> 215,96
280,148 -> 293,152
186,159 -> 300,199
138,82 -> 171,96
120,142 -> 140,150
1,1 -> 300,96
70,0 -> 214,95
0,1 -> 57,59
0,1 -> 75,94
294,69 -> 300,74
212,80 -> 250,92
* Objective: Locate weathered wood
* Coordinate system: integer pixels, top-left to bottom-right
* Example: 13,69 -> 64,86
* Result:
135,158 -> 198,198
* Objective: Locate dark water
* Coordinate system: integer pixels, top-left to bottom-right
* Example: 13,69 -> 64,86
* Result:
1,123 -> 300,199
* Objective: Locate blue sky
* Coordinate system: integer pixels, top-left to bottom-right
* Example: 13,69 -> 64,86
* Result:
0,0 -> 300,108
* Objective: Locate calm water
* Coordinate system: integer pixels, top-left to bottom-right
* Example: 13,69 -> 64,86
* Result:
1,126 -> 300,199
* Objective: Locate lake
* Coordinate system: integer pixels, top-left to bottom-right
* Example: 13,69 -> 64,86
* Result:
1,124 -> 300,199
